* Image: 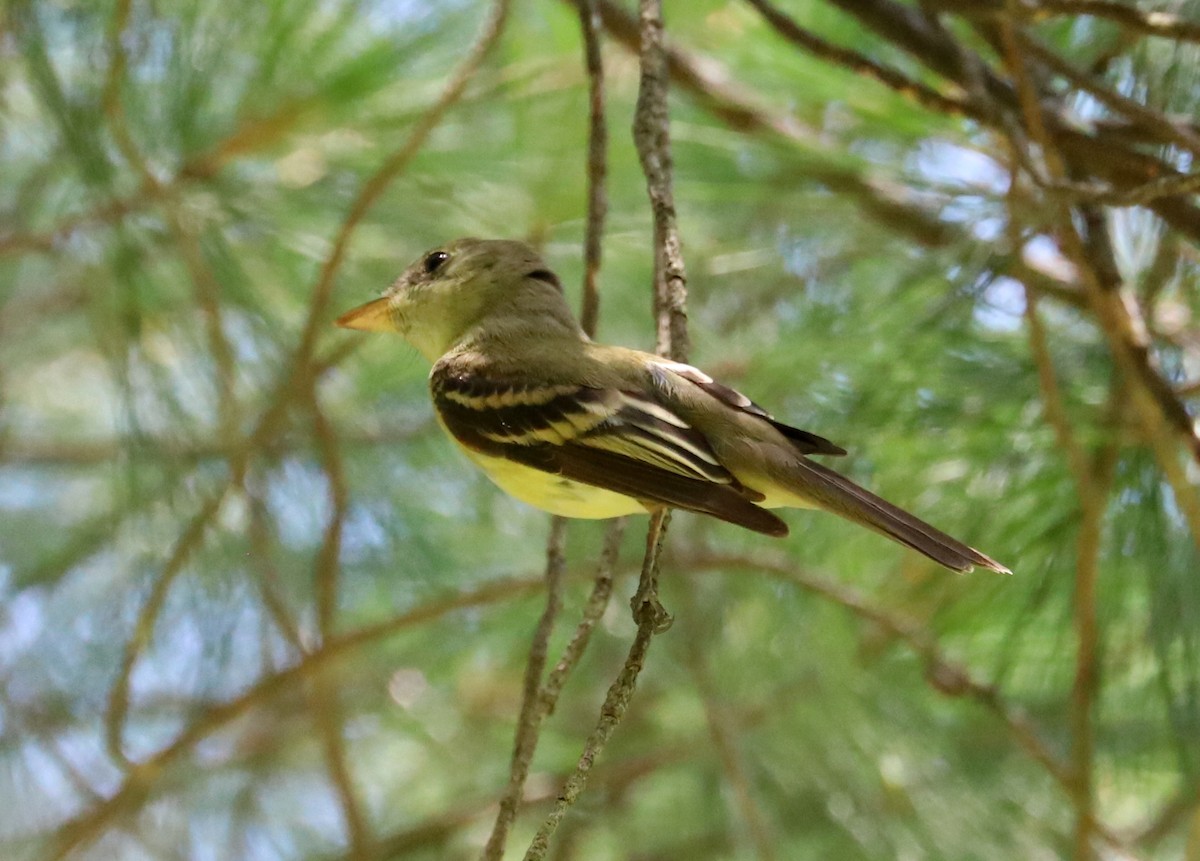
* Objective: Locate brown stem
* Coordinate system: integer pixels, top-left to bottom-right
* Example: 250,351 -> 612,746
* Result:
481,518 -> 569,860
578,0 -> 609,339
632,1 -> 689,363
745,0 -> 978,119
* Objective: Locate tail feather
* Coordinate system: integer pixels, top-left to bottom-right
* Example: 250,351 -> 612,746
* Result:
789,459 -> 1010,574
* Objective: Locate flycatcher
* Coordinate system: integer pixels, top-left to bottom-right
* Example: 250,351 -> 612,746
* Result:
336,238 -> 1008,574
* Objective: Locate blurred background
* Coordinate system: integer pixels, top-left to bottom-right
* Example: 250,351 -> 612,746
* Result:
3,0 -> 1200,859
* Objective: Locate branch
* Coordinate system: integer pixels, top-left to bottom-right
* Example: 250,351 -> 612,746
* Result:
1022,286 -> 1094,498
481,518 -> 569,860
480,519 -> 624,860
578,0 -> 609,339
2,425 -> 433,468
745,0 -> 979,119
633,2 -> 689,363
522,513 -> 669,861
539,519 -> 626,709
1018,33 -> 1200,155
928,0 -> 1200,44
104,489 -> 229,767
521,548 -> 658,861
308,381 -> 350,636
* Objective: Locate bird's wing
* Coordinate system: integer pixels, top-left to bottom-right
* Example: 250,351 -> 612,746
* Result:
650,360 -> 846,456
430,362 -> 787,535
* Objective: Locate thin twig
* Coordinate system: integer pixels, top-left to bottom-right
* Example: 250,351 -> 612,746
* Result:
246,488 -> 306,653
104,489 -> 229,766
578,0 -> 608,339
309,662 -> 373,861
307,380 -> 350,636
1067,436 -> 1109,861
1133,781 -> 1200,849
930,0 -> 1200,44
626,0 -> 686,629
482,518 -> 569,861
161,207 -> 242,469
633,2 -> 689,363
539,518 -> 626,710
522,520 -> 665,861
744,0 -> 978,119
1048,171 -> 1200,207
521,515 -> 668,861
304,383 -> 372,858
3,425 -> 431,467
344,738 -> 716,861
1022,287 -> 1094,498
479,520 -> 625,859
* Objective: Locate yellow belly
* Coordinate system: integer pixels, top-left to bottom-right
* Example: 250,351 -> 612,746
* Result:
460,447 -> 646,519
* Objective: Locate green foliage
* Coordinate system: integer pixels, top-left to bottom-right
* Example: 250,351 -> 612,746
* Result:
2,1 -> 1198,859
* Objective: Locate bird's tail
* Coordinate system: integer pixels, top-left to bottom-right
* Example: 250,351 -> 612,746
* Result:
787,458 -> 1010,574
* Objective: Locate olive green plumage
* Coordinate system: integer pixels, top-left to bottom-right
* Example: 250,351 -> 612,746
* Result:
337,238 -> 1008,574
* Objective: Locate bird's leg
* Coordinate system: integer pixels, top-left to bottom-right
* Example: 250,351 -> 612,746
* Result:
631,507 -> 673,633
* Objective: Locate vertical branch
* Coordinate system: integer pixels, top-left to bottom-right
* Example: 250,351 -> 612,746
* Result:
523,514 -> 669,861
632,0 -> 689,363
482,517 -> 568,861
629,0 -> 688,629
310,668 -> 371,861
578,0 -> 608,339
484,520 -> 625,861
1067,464 -> 1108,861
539,519 -> 626,706
1021,287 -> 1093,500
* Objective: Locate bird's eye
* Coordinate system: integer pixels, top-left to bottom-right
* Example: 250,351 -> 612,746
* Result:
423,251 -> 450,275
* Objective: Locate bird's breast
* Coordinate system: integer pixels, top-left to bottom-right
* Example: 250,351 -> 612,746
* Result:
458,446 -> 646,519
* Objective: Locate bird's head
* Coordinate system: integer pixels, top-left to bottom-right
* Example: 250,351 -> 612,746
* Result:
335,237 -> 572,361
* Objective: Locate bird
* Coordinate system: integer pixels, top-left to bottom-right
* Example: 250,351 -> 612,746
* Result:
335,237 -> 1009,574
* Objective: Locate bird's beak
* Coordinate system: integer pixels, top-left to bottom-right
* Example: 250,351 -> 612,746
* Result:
335,297 -> 393,332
